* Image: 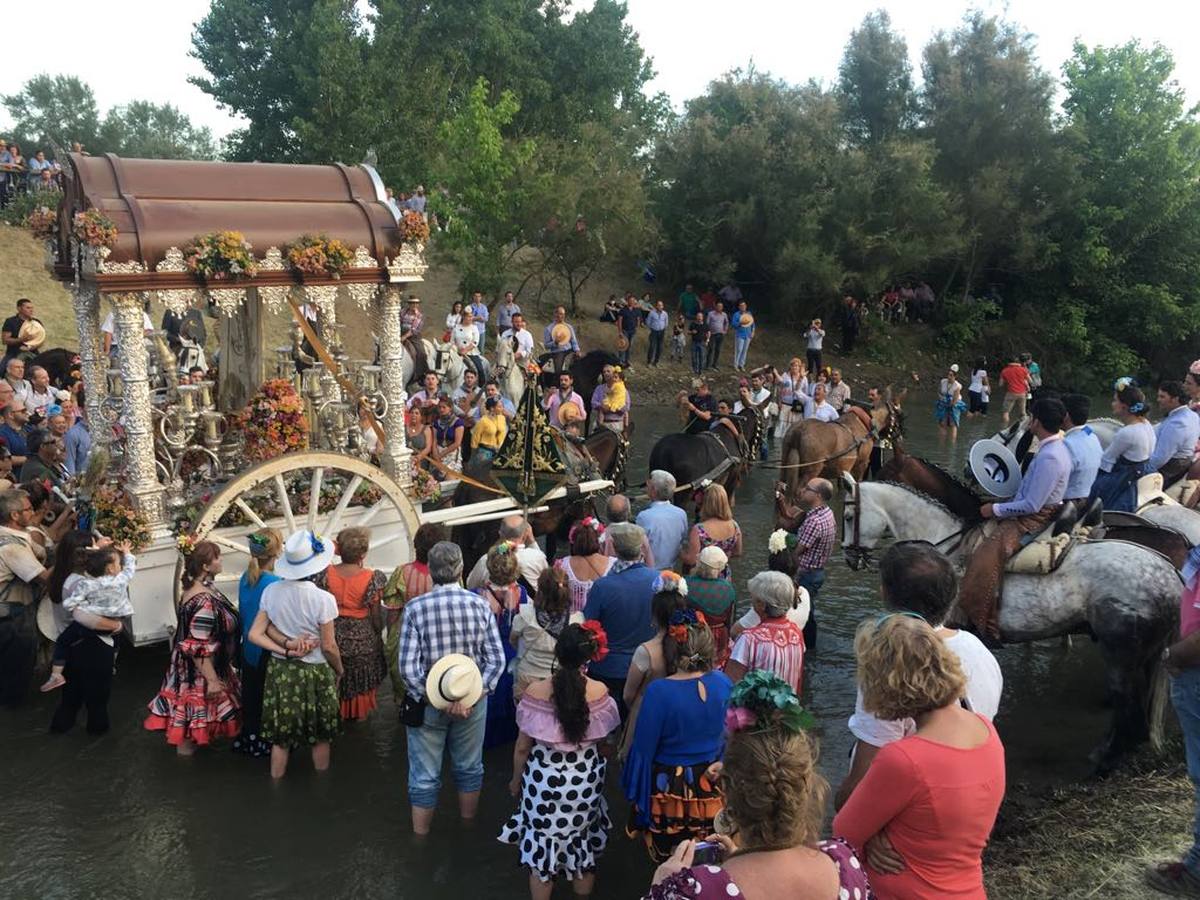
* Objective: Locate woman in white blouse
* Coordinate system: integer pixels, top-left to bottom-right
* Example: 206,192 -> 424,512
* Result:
1091,380 -> 1155,511
775,358 -> 809,438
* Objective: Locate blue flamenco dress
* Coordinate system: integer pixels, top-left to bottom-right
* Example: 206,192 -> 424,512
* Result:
476,581 -> 528,749
621,670 -> 732,862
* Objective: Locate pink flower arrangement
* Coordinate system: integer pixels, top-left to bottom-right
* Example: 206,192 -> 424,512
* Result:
724,706 -> 758,733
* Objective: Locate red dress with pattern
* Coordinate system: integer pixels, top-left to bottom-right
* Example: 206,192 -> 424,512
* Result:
144,589 -> 242,746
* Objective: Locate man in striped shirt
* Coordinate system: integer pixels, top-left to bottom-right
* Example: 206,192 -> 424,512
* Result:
794,477 -> 835,651
398,541 -> 505,835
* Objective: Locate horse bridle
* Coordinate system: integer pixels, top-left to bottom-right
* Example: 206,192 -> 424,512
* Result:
842,476 -> 970,570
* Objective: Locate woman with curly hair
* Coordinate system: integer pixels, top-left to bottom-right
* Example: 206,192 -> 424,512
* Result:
499,622 -> 620,899
833,613 -> 1005,898
645,672 -> 871,899
476,540 -> 529,747
313,526 -> 388,722
622,608 -> 732,862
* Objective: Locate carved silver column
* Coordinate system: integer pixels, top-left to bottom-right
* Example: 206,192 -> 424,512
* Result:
111,292 -> 166,524
72,282 -> 108,447
376,285 -> 411,485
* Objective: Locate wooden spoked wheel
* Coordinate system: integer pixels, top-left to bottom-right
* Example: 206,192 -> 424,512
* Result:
174,452 -> 420,605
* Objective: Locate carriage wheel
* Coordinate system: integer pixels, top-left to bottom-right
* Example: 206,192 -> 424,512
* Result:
174,451 -> 420,605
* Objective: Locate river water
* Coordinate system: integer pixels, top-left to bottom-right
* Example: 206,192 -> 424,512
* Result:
0,396 -> 1111,899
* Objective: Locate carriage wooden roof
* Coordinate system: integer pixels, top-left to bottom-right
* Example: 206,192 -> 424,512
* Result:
54,154 -> 403,288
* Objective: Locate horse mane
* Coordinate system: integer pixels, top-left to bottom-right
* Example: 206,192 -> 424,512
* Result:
877,479 -> 963,521
911,456 -> 982,511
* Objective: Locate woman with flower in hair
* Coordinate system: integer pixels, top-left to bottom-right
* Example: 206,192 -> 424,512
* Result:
233,528 -> 283,756
833,614 -> 1003,898
476,540 -> 529,747
646,672 -> 871,900
619,575 -> 687,761
500,621 -> 620,900
622,607 -> 732,862
1185,360 -> 1200,414
726,571 -> 807,694
1090,379 -> 1156,511
146,541 -> 243,755
553,515 -> 613,613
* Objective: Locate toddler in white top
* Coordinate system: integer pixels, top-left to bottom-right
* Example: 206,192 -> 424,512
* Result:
41,543 -> 136,692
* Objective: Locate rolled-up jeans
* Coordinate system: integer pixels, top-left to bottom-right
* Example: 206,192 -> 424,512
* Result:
1171,666 -> 1200,875
734,335 -> 751,368
406,697 -> 489,808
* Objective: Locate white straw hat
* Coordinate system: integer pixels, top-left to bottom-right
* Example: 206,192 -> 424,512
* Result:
273,530 -> 335,580
425,654 -> 484,710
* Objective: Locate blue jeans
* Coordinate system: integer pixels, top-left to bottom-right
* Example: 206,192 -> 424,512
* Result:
1172,667 -> 1200,874
691,342 -> 705,373
796,568 -> 825,652
734,335 -> 751,369
406,697 -> 489,808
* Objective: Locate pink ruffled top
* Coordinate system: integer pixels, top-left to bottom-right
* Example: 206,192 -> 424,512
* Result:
515,693 -> 621,750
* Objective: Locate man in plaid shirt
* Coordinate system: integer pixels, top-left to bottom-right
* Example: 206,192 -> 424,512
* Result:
794,477 -> 835,652
398,541 -> 504,835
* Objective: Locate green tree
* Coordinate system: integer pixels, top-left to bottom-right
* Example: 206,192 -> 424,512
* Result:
838,10 -> 915,147
519,122 -> 656,311
430,78 -> 535,296
920,13 -> 1061,298
1047,41 -> 1200,380
2,74 -> 101,152
100,102 -> 217,160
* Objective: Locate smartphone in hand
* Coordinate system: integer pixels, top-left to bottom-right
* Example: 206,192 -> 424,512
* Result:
691,841 -> 726,867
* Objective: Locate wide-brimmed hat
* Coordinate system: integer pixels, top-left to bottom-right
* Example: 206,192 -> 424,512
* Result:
968,439 -> 1022,499
557,400 -> 584,425
425,654 -> 484,710
274,529 -> 335,580
739,313 -> 754,327
551,323 -> 572,346
18,320 -> 45,348
698,545 -> 728,570
615,333 -> 629,351
405,296 -> 421,304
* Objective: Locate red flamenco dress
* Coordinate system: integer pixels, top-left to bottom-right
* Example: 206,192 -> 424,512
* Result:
145,589 -> 242,746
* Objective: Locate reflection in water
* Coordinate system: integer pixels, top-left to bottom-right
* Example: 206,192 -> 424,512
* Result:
0,396 -> 1111,898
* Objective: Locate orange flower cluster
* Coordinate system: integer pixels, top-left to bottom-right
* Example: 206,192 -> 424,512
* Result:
72,209 -> 118,249
91,486 -> 151,551
236,378 -> 310,462
183,230 -> 258,281
398,210 -> 430,245
286,233 -> 355,278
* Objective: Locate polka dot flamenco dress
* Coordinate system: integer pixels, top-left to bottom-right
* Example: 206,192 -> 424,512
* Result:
498,693 -> 621,883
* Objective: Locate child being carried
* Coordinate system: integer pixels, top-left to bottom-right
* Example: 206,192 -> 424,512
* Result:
41,542 -> 135,692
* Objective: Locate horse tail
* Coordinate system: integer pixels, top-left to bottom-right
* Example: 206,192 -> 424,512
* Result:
1147,651 -> 1170,752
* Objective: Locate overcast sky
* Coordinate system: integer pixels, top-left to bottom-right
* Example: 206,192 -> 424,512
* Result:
3,0 -> 1198,143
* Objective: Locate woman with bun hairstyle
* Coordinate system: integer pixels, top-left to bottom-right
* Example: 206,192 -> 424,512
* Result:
145,541 -> 242,755
622,608 -> 731,862
499,621 -> 620,900
645,671 -> 871,899
1091,378 -> 1156,511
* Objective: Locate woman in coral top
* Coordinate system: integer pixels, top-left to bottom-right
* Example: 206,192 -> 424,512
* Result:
313,526 -> 387,721
833,613 -> 1005,899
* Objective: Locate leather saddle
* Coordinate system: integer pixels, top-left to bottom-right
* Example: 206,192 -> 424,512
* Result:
966,499 -> 1100,576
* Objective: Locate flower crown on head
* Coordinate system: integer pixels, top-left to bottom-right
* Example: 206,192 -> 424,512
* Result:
578,619 -> 609,663
652,570 -> 688,597
568,515 -> 605,543
724,669 -> 816,736
1114,376 -> 1147,413
247,533 -> 270,557
667,606 -> 705,643
493,540 -> 514,556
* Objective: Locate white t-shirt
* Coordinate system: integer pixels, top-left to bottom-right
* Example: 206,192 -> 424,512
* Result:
465,545 -> 548,591
805,328 -> 824,350
260,579 -> 338,664
501,327 -> 535,360
101,311 -> 154,340
1100,420 -> 1156,470
847,629 -> 1003,747
969,369 -> 986,393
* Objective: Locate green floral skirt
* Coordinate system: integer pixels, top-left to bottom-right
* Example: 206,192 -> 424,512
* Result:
261,657 -> 342,749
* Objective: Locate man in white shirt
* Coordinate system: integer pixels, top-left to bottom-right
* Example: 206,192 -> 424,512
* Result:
1149,380 -> 1200,487
4,358 -> 31,407
733,373 -> 771,414
835,542 -> 1002,811
803,382 -> 839,422
465,515 -> 547,590
24,366 -> 54,417
500,313 -> 535,364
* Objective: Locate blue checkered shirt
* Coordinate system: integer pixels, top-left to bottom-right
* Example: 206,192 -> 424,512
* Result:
397,582 -> 505,700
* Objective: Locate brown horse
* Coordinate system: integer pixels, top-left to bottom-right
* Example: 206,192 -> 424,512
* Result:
780,398 -> 901,498
880,448 -> 1191,569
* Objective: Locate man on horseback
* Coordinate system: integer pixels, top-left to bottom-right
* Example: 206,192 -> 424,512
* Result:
960,397 -> 1072,646
682,379 -> 717,435
542,372 -> 584,431
539,306 -> 580,376
1062,394 -> 1103,513
1149,380 -> 1200,488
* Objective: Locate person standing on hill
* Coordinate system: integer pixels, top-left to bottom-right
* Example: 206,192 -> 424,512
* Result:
804,318 -> 825,375
677,284 -> 700,320
731,300 -> 755,372
645,299 -> 668,367
705,302 -> 729,370
616,293 -> 642,368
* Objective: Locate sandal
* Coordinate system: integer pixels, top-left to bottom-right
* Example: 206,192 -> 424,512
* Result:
1147,861 -> 1200,897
